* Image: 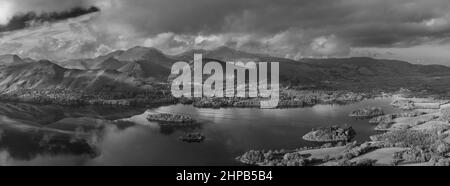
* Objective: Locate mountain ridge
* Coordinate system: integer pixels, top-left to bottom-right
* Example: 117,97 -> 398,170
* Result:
1,46 -> 450,96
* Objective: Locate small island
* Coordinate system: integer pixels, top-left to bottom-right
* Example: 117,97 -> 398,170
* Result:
178,133 -> 206,143
349,107 -> 384,118
146,113 -> 195,124
302,126 -> 356,142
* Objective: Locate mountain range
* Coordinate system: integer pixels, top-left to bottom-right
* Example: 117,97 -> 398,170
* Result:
1,46 -> 450,95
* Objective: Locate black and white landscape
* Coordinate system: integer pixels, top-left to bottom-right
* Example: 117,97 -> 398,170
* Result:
1,0 -> 450,166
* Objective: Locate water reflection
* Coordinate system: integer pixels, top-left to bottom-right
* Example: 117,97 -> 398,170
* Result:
0,102 -> 146,165
0,128 -> 99,161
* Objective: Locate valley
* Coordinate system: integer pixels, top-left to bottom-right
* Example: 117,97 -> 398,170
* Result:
2,46 -> 450,166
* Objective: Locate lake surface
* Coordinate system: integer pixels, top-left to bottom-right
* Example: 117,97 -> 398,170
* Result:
0,97 -> 400,166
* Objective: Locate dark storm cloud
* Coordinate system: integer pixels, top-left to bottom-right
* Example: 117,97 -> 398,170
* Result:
0,6 -> 99,32
2,0 -> 450,60
4,0 -> 450,48
95,0 -> 450,48
96,0 -> 335,35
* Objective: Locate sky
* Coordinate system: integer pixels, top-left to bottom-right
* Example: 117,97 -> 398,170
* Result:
1,0 -> 450,65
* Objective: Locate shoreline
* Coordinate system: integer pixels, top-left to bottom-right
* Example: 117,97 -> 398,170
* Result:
0,88 -> 389,110
237,93 -> 450,166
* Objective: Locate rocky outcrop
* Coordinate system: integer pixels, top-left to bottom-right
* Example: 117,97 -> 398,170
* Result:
302,126 -> 356,142
146,113 -> 195,124
349,107 -> 384,118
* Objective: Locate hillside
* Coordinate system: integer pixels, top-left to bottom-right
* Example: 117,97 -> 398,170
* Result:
300,57 -> 450,77
0,60 -> 145,94
1,46 -> 450,98
175,47 -> 450,87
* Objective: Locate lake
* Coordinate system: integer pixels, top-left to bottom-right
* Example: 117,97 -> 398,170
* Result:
0,97 -> 400,166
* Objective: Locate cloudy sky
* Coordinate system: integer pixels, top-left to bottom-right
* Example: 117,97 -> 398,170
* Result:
1,0 -> 450,65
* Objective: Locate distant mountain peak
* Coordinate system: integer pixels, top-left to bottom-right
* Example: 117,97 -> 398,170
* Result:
127,46 -> 164,54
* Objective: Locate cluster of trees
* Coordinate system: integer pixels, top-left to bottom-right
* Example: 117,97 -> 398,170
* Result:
0,88 -> 178,107
371,129 -> 442,148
